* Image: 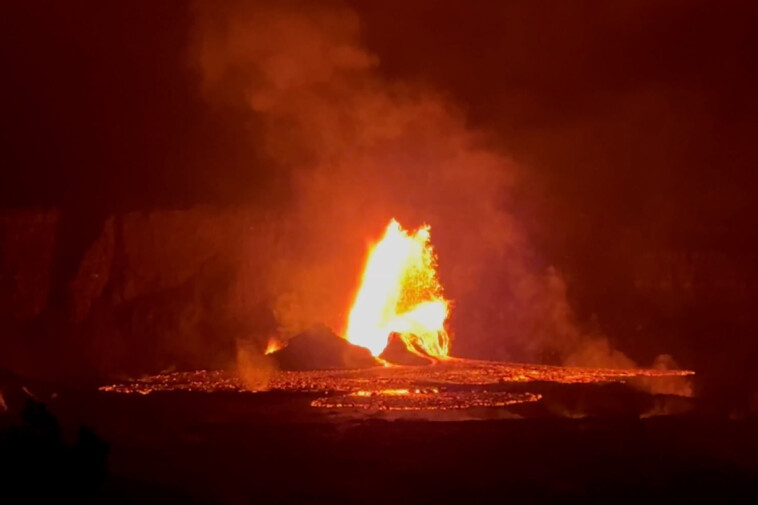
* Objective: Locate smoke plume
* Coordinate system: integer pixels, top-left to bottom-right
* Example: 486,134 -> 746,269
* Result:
191,0 -> 652,369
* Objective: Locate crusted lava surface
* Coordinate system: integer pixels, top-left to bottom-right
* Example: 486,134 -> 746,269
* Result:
99,358 -> 693,417
40,360 -> 758,503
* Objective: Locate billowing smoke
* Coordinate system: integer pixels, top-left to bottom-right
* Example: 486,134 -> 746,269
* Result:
190,0 -> 647,370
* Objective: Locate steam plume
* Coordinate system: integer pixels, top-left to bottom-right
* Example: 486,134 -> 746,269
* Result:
191,0 -> 656,370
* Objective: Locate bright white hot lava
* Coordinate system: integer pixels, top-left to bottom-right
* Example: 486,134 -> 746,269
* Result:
345,219 -> 450,357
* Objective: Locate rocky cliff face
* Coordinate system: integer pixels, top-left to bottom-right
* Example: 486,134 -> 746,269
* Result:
0,210 -> 59,320
0,206 -> 277,380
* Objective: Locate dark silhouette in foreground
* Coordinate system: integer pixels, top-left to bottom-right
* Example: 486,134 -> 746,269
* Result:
0,398 -> 108,503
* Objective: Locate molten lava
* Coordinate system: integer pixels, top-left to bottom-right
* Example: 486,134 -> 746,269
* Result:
264,338 -> 285,355
345,219 -> 450,357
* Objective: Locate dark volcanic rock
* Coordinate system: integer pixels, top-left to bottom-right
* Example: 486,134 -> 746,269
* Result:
0,367 -> 40,415
0,207 -> 281,379
379,333 -> 434,366
271,325 -> 378,370
1,398 -> 108,502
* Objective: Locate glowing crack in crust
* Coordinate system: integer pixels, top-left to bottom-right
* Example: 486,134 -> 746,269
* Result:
99,359 -> 693,410
310,389 -> 542,411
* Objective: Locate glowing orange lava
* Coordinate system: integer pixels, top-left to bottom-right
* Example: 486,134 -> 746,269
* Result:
264,338 -> 285,355
345,219 -> 450,357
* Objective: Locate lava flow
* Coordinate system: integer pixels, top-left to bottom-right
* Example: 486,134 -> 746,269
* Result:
345,219 -> 450,358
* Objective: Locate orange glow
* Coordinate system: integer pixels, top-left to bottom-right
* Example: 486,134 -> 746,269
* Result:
345,219 -> 450,357
264,338 -> 285,355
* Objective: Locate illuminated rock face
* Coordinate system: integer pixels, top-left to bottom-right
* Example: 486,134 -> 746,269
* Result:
0,209 -> 59,320
269,325 -> 378,371
0,207 -> 278,376
379,333 -> 433,366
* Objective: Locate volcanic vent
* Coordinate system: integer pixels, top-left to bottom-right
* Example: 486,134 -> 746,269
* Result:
102,218 -> 694,414
345,219 -> 450,362
267,217 -> 451,369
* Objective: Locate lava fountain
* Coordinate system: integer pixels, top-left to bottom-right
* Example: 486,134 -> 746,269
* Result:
345,219 -> 450,358
264,337 -> 285,355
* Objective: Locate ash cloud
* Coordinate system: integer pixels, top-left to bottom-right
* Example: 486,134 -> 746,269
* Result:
191,0 -> 645,369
